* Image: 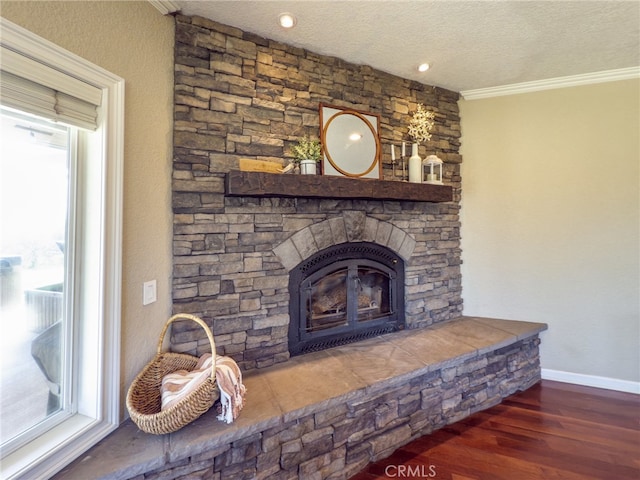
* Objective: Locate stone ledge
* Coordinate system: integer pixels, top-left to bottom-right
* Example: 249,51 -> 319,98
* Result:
53,316 -> 547,480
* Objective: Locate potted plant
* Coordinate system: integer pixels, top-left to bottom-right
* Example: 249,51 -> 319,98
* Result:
290,136 -> 322,174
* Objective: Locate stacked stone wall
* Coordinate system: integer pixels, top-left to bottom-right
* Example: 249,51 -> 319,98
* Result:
172,15 -> 464,369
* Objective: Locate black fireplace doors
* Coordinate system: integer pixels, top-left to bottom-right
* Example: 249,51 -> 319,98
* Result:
288,242 -> 405,356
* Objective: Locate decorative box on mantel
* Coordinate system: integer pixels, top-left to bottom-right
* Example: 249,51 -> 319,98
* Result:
225,170 -> 453,203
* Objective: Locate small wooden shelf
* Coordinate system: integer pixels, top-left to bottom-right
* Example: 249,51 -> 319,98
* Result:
225,170 -> 453,203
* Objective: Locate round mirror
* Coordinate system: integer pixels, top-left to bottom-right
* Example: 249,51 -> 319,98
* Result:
320,106 -> 381,178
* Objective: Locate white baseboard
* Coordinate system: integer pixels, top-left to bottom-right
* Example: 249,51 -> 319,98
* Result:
542,369 -> 640,394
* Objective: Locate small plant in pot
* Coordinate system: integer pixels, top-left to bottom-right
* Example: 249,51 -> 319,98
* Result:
290,136 -> 322,174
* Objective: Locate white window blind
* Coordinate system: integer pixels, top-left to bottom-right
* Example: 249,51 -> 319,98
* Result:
0,46 -> 102,130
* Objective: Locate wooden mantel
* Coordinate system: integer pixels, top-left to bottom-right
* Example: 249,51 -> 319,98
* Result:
225,170 -> 453,203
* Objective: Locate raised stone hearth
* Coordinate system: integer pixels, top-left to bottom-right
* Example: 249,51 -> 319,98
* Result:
54,317 -> 547,480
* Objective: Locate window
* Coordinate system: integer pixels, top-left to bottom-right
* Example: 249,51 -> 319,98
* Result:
0,18 -> 123,480
0,109 -> 72,451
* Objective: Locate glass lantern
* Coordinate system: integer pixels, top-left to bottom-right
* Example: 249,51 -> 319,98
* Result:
423,155 -> 443,185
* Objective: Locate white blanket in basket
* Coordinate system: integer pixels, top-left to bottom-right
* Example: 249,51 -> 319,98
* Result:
160,353 -> 246,424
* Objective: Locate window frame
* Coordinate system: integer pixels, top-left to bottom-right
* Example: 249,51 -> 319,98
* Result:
0,18 -> 123,480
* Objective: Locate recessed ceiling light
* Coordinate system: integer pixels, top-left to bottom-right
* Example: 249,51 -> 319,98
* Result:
418,63 -> 430,72
278,13 -> 296,29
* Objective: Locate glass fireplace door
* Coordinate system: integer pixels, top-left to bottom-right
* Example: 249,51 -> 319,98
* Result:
301,259 -> 395,340
355,265 -> 392,323
289,241 -> 405,356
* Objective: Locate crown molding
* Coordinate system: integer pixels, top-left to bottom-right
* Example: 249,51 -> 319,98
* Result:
461,67 -> 640,100
149,0 -> 180,15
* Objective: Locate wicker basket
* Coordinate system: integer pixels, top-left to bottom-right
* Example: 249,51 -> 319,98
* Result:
126,314 -> 220,435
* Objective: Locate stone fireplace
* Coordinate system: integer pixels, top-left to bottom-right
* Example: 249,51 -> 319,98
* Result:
54,14 -> 546,480
288,241 -> 405,356
171,14 -> 463,370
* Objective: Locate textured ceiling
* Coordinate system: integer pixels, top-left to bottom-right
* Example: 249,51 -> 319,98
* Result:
171,0 -> 640,93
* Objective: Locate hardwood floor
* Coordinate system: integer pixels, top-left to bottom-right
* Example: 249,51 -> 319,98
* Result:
350,380 -> 640,480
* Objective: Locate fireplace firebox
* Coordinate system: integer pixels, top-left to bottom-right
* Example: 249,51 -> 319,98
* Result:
288,242 -> 405,356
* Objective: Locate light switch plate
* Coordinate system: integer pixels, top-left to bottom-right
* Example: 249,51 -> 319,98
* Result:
143,280 -> 157,306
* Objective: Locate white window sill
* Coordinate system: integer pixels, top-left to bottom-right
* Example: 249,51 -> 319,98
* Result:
2,414 -> 117,480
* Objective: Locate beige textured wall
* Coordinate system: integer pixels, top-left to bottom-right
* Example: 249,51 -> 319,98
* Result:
1,1 -> 175,415
460,79 -> 640,383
